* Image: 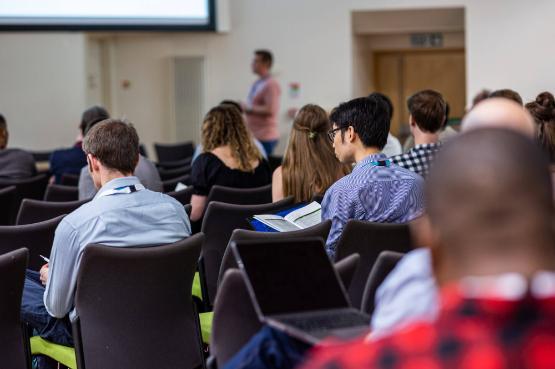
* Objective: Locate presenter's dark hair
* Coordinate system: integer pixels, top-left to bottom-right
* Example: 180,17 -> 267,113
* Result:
329,96 -> 390,149
82,119 -> 139,174
255,50 -> 273,67
80,105 -> 110,135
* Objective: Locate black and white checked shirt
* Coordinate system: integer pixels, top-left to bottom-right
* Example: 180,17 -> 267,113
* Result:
390,142 -> 442,178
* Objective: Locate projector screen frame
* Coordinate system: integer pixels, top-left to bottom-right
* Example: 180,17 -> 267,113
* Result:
0,0 -> 216,31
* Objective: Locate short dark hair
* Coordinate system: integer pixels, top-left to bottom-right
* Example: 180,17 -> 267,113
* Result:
329,96 -> 390,149
368,92 -> 394,120
80,106 -> 110,135
255,50 -> 273,67
82,119 -> 139,174
489,89 -> 523,105
407,90 -> 446,133
0,113 -> 5,130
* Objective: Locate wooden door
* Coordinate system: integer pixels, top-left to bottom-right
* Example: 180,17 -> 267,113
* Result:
375,49 -> 466,136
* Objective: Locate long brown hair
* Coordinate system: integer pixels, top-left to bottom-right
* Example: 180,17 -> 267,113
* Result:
525,92 -> 555,163
282,104 -> 350,202
202,105 -> 261,172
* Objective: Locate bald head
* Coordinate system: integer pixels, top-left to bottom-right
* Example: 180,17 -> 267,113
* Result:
427,128 -> 555,282
462,98 -> 535,137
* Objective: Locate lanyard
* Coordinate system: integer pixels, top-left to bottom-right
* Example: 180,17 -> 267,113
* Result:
96,183 -> 145,199
370,159 -> 391,167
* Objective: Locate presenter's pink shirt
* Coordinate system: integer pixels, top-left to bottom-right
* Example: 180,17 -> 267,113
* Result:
246,76 -> 281,141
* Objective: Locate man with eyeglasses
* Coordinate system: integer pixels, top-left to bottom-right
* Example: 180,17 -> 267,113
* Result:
323,96 -> 425,258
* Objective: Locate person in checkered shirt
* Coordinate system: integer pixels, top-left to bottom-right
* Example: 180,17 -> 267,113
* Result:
299,128 -> 555,369
390,90 -> 446,177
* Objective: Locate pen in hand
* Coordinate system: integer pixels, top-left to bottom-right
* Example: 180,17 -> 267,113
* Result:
39,254 -> 50,263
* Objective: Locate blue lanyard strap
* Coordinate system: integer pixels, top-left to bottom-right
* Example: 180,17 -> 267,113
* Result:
370,159 -> 391,167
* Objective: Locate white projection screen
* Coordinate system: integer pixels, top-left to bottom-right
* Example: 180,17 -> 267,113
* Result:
0,0 -> 215,30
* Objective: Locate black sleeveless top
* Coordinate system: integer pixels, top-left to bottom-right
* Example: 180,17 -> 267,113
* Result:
191,152 -> 271,196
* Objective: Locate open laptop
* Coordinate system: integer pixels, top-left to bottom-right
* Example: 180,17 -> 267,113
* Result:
231,237 -> 370,345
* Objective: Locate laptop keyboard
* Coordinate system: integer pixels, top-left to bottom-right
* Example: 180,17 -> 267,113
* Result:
280,310 -> 370,333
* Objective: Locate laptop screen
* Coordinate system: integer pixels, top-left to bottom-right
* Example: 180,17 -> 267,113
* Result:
233,238 -> 350,315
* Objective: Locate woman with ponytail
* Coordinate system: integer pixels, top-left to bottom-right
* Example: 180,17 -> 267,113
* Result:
272,104 -> 350,203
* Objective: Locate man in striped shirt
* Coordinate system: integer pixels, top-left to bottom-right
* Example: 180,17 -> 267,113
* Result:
391,90 -> 446,178
322,96 -> 425,259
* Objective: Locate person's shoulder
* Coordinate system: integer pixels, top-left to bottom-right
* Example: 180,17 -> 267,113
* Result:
272,165 -> 282,180
4,148 -> 34,159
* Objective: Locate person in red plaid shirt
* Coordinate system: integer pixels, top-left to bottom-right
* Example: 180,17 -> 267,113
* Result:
299,127 -> 555,369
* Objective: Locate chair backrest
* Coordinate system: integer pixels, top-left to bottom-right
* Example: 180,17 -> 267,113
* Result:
335,220 -> 413,309
211,254 -> 360,368
158,165 -> 192,181
217,220 -> 332,287
334,253 -> 360,292
206,184 -> 272,206
60,173 -> 80,187
167,187 -> 194,206
0,248 -> 31,369
156,157 -> 192,170
72,234 -> 204,369
162,174 -> 191,193
43,184 -> 79,202
200,197 -> 295,306
0,185 -> 17,225
154,141 -> 194,162
0,214 -> 65,270
0,174 -> 49,211
361,251 -> 405,316
16,198 -> 88,225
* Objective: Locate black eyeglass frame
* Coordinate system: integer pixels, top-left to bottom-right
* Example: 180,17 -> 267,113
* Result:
327,127 -> 343,142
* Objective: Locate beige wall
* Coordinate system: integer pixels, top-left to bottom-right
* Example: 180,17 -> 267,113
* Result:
0,0 -> 554,152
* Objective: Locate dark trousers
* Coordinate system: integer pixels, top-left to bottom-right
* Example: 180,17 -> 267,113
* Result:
222,326 -> 310,369
21,270 -> 73,347
260,140 -> 279,157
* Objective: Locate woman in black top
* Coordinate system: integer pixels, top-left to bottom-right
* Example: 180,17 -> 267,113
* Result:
190,104 -> 271,221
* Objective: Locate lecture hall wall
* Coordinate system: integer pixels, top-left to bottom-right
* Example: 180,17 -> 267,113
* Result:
1,0 -> 554,153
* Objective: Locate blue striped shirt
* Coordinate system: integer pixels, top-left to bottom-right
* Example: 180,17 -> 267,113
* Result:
321,153 -> 425,258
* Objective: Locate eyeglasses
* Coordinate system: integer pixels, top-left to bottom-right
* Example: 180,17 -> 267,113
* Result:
327,127 -> 342,142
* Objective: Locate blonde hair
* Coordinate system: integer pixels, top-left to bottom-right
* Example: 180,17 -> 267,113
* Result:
282,104 -> 350,202
202,105 -> 261,172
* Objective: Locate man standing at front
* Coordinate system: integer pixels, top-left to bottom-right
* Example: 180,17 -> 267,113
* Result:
244,50 -> 281,156
323,96 -> 424,258
21,119 -> 191,366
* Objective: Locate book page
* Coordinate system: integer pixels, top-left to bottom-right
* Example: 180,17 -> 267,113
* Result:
253,214 -> 302,232
283,201 -> 322,229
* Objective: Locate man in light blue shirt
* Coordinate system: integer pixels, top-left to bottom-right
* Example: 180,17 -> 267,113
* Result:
323,96 -> 424,258
21,119 -> 191,350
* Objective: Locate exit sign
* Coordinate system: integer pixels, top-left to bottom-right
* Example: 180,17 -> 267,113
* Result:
410,33 -> 443,47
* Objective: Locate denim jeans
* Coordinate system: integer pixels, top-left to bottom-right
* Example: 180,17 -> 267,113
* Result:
222,326 -> 310,369
21,270 -> 73,347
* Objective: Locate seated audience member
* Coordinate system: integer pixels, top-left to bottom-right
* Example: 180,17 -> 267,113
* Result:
78,118 -> 162,199
489,88 -> 523,105
370,97 -> 537,337
192,100 -> 268,162
322,96 -> 424,258
49,106 -> 108,183
190,104 -> 271,221
370,93 -> 403,157
272,104 -> 350,203
526,91 -> 555,168
21,120 -> 191,357
471,88 -> 491,108
299,128 -> 555,369
0,113 -> 36,178
390,90 -> 446,177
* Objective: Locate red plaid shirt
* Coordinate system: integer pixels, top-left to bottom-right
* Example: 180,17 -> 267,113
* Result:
300,284 -> 555,369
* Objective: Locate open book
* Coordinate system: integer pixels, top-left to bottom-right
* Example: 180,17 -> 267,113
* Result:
253,201 -> 322,232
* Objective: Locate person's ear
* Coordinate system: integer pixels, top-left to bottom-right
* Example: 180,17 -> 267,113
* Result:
409,115 -> 416,127
88,154 -> 100,173
347,126 -> 356,143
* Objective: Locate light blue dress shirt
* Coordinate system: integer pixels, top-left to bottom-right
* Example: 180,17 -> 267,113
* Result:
44,176 -> 191,318
321,153 -> 425,258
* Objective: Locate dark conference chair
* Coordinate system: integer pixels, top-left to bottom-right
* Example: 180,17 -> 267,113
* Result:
162,174 -> 191,193
334,220 -> 413,309
60,173 -> 80,187
206,184 -> 272,206
158,165 -> 191,181
0,214 -> 65,271
72,234 -> 204,369
217,220 -> 332,288
0,248 -> 31,369
200,197 -> 295,307
167,187 -> 194,206
361,251 -> 405,316
154,141 -> 194,163
43,184 -> 79,202
0,185 -> 17,225
16,198 -> 88,225
0,174 -> 49,211
210,252 -> 360,368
